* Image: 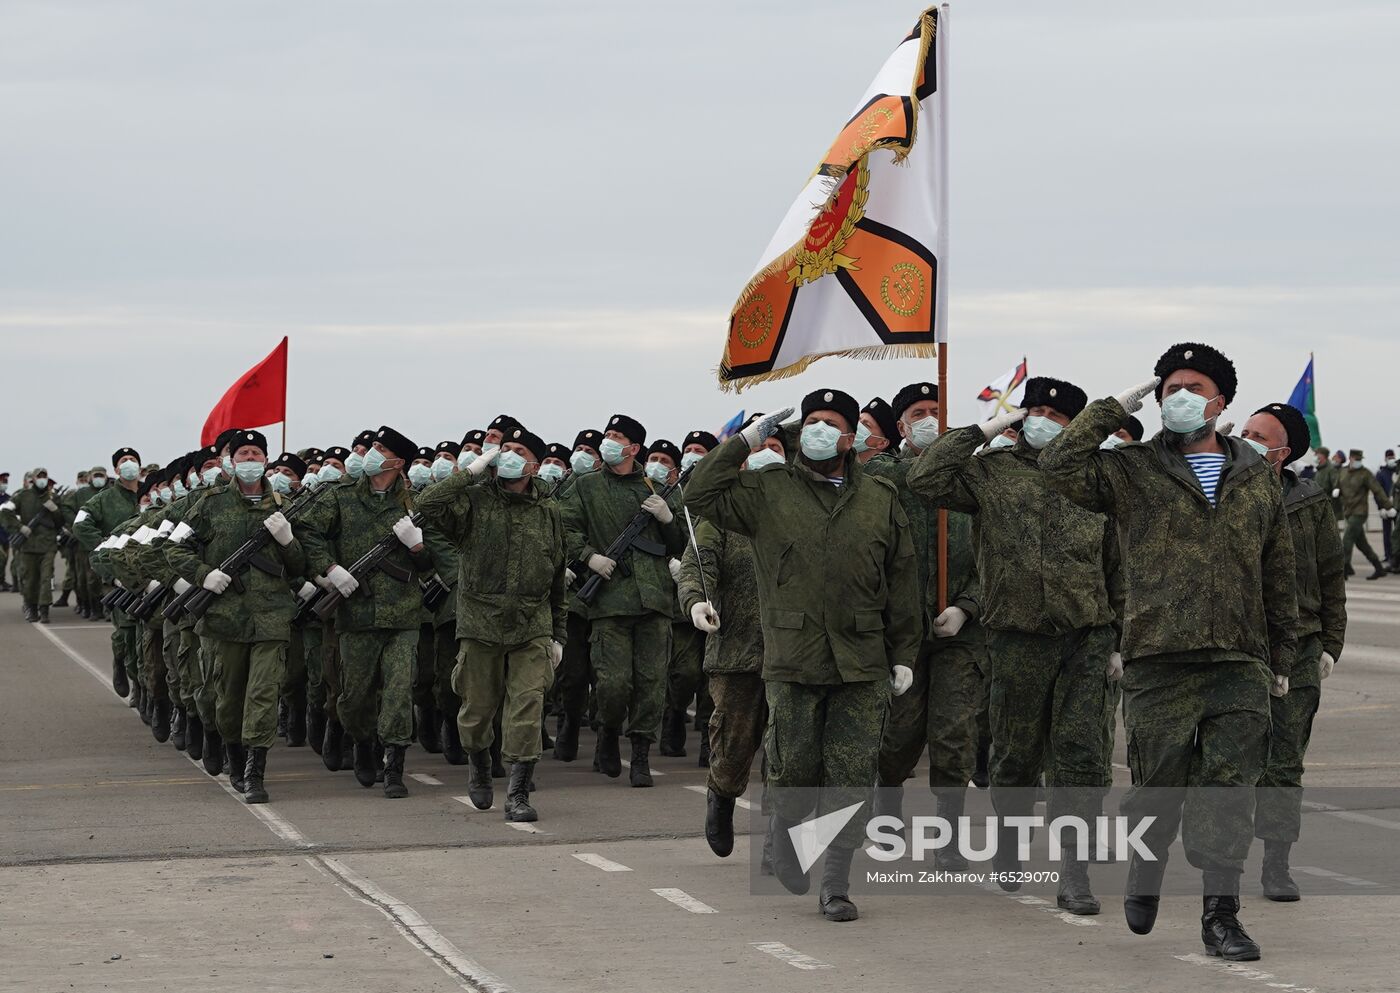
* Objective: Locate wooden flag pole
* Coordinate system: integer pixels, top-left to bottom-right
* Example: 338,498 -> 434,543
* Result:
937,342 -> 949,613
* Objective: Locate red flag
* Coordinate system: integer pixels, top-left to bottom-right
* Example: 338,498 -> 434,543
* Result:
201,337 -> 288,446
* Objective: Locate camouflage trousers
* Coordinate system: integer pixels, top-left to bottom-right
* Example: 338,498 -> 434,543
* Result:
15,550 -> 55,607
209,639 -> 288,749
666,621 -> 705,713
433,622 -> 459,716
879,634 -> 987,791
766,678 -> 887,851
706,671 -> 767,798
1342,515 -> 1383,570
589,613 -> 670,741
1256,634 -> 1323,842
282,623 -> 307,706
320,621 -> 342,722
302,624 -> 325,717
985,625 -> 1116,819
113,609 -> 140,686
339,628 -> 417,747
160,619 -> 183,709
174,625 -> 203,715
1120,658 -> 1271,876
140,624 -> 167,702
555,611 -> 592,724
453,636 -> 553,763
413,622 -> 436,712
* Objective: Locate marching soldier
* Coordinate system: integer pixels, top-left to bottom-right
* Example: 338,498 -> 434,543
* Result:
55,469 -> 92,610
553,428 -> 604,762
2,467 -> 66,623
1337,449 -> 1394,579
73,447 -> 143,696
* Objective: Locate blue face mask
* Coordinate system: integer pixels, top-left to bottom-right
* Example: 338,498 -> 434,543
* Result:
361,448 -> 387,477
537,463 -> 565,483
119,461 -> 141,482
149,488 -> 164,507
233,460 -> 266,484
599,438 -> 628,466
407,464 -> 432,489
91,475 -> 108,490
301,470 -> 320,490
482,442 -> 501,456
496,450 -> 529,479
570,450 -> 598,474
910,416 -> 940,450
202,466 -> 222,486
645,461 -> 672,485
345,451 -> 365,479
1161,389 -> 1215,434
221,455 -> 235,477
319,465 -> 343,484
681,451 -> 704,472
986,434 -> 1015,451
269,472 -> 293,494
34,477 -> 49,491
1022,416 -> 1063,450
799,422 -> 843,461
1100,434 -> 1126,451
854,422 -> 872,454
745,448 -> 785,471
173,480 -> 187,499
431,457 -> 455,481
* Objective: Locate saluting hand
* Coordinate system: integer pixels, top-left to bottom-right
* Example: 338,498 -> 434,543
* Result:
467,448 -> 500,477
978,408 -> 1027,442
740,407 -> 795,448
1114,377 -> 1161,415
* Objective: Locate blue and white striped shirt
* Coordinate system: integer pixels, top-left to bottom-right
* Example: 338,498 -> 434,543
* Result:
1184,453 -> 1227,506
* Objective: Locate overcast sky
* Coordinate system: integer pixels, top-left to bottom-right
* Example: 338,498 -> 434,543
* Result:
2,1 -> 1397,481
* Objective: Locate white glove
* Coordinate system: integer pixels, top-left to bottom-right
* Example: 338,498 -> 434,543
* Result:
739,407 -> 796,448
1385,508 -> 1399,519
548,640 -> 564,669
263,511 -> 294,546
172,578 -> 192,595
1270,674 -> 1290,698
641,494 -> 673,524
1218,421 -> 1234,437
393,515 -> 423,549
690,601 -> 720,633
932,605 -> 967,639
43,499 -> 58,512
145,580 -> 161,594
297,581 -> 317,602
978,408 -> 1027,442
1106,651 -> 1123,682
314,573 -> 334,591
326,564 -> 359,597
564,567 -> 576,586
1332,488 -> 1341,498
202,569 -> 232,594
587,554 -> 616,579
467,449 -> 500,477
668,558 -> 682,581
1319,651 -> 1335,680
890,665 -> 914,697
20,525 -> 31,537
1114,377 -> 1161,415
114,579 -> 125,589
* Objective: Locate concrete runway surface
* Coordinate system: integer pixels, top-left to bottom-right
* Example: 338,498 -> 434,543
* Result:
3,569 -> 1400,992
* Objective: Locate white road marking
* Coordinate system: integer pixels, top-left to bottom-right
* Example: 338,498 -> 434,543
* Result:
506,822 -> 545,834
453,796 -> 496,812
978,881 -> 1101,927
1174,953 -> 1319,992
43,624 -> 101,630
619,760 -> 664,776
1302,799 -> 1400,831
409,772 -> 443,786
682,784 -> 752,809
39,624 -> 515,993
651,887 -> 717,914
571,853 -> 632,872
750,941 -> 833,971
1293,865 -> 1381,887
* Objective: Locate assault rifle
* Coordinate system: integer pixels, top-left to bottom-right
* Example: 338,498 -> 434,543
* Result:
8,487 -> 68,550
574,466 -> 692,606
311,512 -> 425,622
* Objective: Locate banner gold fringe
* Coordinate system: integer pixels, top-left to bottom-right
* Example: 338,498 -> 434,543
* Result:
718,343 -> 939,394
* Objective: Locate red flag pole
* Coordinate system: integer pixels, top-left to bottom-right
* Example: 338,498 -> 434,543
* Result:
937,343 -> 948,613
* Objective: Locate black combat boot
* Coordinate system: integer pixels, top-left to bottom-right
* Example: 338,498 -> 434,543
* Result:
353,740 -> 377,789
138,685 -> 153,726
286,696 -> 306,748
1366,564 -> 1387,580
467,749 -> 494,810
490,737 -> 506,779
151,696 -> 172,744
112,658 -> 129,699
872,785 -> 906,850
660,707 -> 688,757
322,719 -> 344,772
306,703 -> 325,757
553,713 -> 580,762
441,716 -> 466,765
416,705 -> 441,754
628,735 -> 654,788
1124,849 -> 1168,935
597,728 -> 622,778
38,604 -> 50,624
972,739 -> 990,789
1058,855 -> 1101,915
382,744 -> 408,799
226,743 -> 248,793
768,814 -> 812,896
202,726 -> 224,776
54,590 -> 70,608
705,789 -> 736,858
819,847 -> 859,922
697,734 -> 710,768
504,761 -> 538,822
373,740 -> 385,783
1202,872 -> 1260,961
186,712 -> 204,761
22,602 -> 36,622
171,706 -> 187,752
991,818 -> 1023,891
933,789 -> 969,870
1261,840 -> 1300,901
341,734 -> 354,771
243,747 -> 269,804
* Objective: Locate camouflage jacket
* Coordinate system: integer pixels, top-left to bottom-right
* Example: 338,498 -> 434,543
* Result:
559,464 -> 686,620
906,426 -> 1115,637
72,483 -> 140,575
1339,465 -> 1391,519
91,513 -> 144,588
676,519 -> 761,674
62,484 -> 98,530
298,474 -> 453,633
2,487 -> 67,554
684,435 -> 919,684
416,471 -> 567,645
1283,471 -> 1346,673
864,449 -> 982,643
165,483 -> 307,643
1039,397 -> 1298,675
1314,462 -> 1343,519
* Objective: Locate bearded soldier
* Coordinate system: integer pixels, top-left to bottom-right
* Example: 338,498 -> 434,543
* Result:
1040,342 -> 1297,961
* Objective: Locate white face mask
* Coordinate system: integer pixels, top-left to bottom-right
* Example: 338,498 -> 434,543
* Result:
985,434 -> 1015,451
1100,434 -> 1126,451
745,448 -> 785,471
681,451 -> 704,472
909,415 -> 940,450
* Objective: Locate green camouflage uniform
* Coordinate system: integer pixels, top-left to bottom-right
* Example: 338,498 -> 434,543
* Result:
73,482 -> 142,682
1314,461 -> 1342,521
1256,471 -> 1347,842
1040,397 -> 1298,879
560,465 -> 686,742
2,482 -> 66,609
61,482 -> 97,603
112,509 -> 171,705
685,436 -> 920,850
1338,463 -> 1391,572
907,428 -> 1117,825
552,471 -> 595,735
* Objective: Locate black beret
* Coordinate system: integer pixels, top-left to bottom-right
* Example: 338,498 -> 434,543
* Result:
322,446 -> 351,464
165,455 -> 188,479
214,428 -> 242,453
190,445 -> 218,466
1022,377 -> 1087,419
501,424 -> 548,463
1123,415 -> 1145,442
373,425 -> 418,464
1254,403 -> 1311,463
138,475 -> 160,500
111,446 -> 141,468
800,388 -> 860,434
891,382 -> 939,420
1154,342 -> 1237,404
434,440 -> 462,458
861,396 -> 900,444
648,439 -> 681,466
683,430 -> 719,452
270,452 -> 308,478
488,414 -> 522,436
605,414 -> 647,447
297,447 -> 325,465
460,429 -> 486,450
545,443 -> 570,462
573,429 -> 602,451
230,429 -> 269,456
413,446 -> 436,463
352,429 -> 377,451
